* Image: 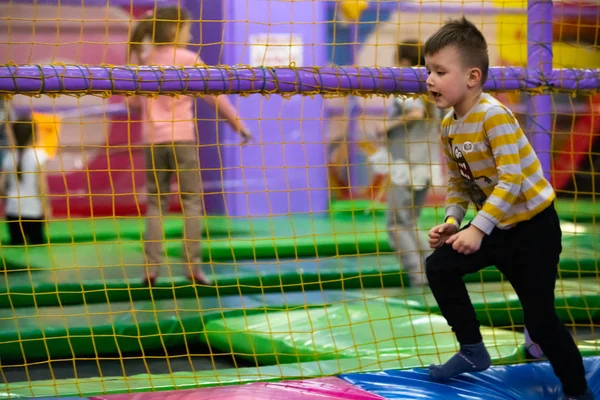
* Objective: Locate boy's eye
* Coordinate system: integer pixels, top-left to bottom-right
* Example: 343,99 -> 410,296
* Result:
437,71 -> 445,76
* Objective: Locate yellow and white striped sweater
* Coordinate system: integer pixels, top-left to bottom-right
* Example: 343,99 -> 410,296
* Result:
441,93 -> 555,235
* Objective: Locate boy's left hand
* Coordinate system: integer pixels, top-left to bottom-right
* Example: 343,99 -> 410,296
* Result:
239,129 -> 253,144
445,225 -> 485,255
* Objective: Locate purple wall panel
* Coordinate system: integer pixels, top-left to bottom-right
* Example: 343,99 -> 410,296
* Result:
219,0 -> 329,217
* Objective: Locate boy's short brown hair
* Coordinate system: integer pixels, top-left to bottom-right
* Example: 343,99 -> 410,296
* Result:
395,39 -> 424,67
424,17 -> 489,85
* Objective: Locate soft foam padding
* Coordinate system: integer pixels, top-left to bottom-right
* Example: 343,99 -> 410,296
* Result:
4,355 -> 600,399
390,278 -> 600,326
89,377 -> 385,400
0,358 -> 432,399
23,398 -> 87,400
0,216 -> 250,245
0,289 -> 405,362
331,198 -> 600,223
556,199 -> 600,222
579,340 -> 600,357
0,242 -> 145,272
189,213 -> 393,261
0,252 -> 500,309
0,295 -> 267,362
0,214 -> 393,265
562,229 -> 600,251
1,239 -> 596,309
0,254 -> 409,308
201,299 -> 525,366
1,211 -> 596,309
339,356 -> 600,399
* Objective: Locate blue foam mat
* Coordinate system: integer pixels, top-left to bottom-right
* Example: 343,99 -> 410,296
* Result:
340,356 -> 600,399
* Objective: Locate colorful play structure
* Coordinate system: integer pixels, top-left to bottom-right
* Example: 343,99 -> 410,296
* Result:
0,0 -> 599,399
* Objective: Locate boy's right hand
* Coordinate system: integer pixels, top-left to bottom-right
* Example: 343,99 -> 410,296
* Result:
428,223 -> 458,249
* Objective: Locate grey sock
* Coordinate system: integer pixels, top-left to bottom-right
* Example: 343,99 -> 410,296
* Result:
429,341 -> 491,381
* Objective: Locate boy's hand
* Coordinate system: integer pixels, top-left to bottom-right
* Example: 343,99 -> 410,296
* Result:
445,225 -> 485,255
239,129 -> 253,144
428,223 -> 458,249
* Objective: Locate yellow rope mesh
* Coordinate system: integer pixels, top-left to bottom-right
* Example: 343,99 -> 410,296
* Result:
0,0 -> 598,398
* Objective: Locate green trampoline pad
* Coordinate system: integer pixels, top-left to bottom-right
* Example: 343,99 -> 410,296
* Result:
330,198 -> 600,223
372,278 -> 600,327
0,216 -> 256,244
0,287 -> 459,363
578,339 -> 600,357
0,295 -> 272,363
200,299 -> 525,366
1,235 -> 596,308
555,198 -> 600,223
0,355 -> 456,399
0,252 -> 410,308
2,340 -> 596,399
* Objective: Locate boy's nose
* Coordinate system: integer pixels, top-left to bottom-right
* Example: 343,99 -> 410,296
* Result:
426,74 -> 434,87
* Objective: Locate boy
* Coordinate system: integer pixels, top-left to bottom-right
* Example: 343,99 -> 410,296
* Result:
423,17 -> 594,400
375,40 -> 439,286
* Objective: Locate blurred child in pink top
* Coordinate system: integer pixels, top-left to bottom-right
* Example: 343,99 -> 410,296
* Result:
128,6 -> 252,286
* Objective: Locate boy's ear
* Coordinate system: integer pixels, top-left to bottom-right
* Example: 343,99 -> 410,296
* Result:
467,68 -> 482,88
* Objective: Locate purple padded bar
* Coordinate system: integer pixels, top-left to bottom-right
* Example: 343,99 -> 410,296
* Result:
1,0 -> 179,6
3,0 -> 597,18
327,0 -> 600,18
550,69 -> 600,91
528,0 -> 553,182
0,65 -> 526,95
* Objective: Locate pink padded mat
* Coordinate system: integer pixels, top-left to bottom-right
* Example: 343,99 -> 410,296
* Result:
90,376 -> 385,400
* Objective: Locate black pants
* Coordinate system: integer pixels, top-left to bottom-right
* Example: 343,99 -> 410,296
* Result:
6,215 -> 46,245
426,202 -> 588,396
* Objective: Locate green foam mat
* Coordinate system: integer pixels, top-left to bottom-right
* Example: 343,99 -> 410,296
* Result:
0,294 -> 273,363
579,339 -> 600,357
0,214 -> 393,268
0,241 -> 145,272
0,355 -> 480,399
200,299 -> 525,366
370,278 -> 600,327
2,345 -> 596,399
166,217 -> 392,261
0,216 -> 255,245
555,198 -> 600,223
330,198 -> 600,223
0,288 -> 412,363
0,253 -> 409,308
1,237 -> 596,309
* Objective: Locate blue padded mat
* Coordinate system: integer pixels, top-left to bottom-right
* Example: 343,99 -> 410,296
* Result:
340,356 -> 600,399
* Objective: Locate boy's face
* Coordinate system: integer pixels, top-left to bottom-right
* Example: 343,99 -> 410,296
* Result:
424,45 -> 478,113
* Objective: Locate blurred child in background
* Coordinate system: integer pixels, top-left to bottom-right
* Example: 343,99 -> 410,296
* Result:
0,99 -> 15,168
371,39 -> 440,286
0,117 -> 50,246
128,6 -> 252,286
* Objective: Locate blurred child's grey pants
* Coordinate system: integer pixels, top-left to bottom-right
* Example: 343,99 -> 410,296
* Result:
144,142 -> 203,274
387,182 -> 432,286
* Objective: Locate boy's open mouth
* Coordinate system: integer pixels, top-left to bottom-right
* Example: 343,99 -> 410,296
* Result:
430,91 -> 441,98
